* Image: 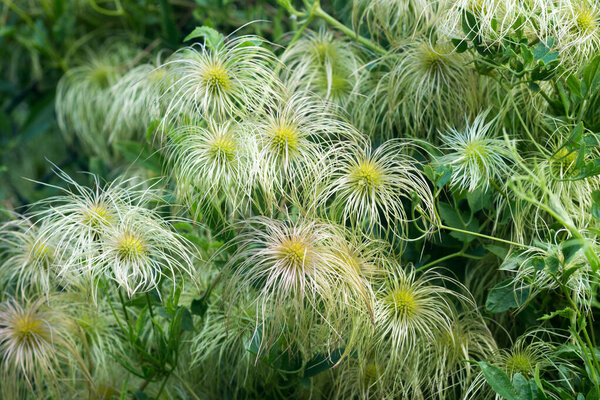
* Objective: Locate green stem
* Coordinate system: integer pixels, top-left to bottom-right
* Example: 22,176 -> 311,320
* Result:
154,372 -> 171,399
88,0 -> 125,16
417,247 -> 482,272
173,373 -> 202,400
287,10 -> 314,48
313,5 -> 387,55
489,178 -> 509,201
562,286 -> 600,387
439,224 -> 532,249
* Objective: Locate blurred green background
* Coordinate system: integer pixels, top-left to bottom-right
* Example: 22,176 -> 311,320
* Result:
1,0 -> 353,215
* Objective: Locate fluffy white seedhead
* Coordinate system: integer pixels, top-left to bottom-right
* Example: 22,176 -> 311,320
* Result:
56,42 -> 138,158
167,118 -> 255,218
440,0 -> 543,45
427,312 -> 497,399
160,35 -> 280,126
549,0 -> 600,71
466,330 -> 567,399
31,171 -> 194,297
354,0 -> 439,45
507,127 -> 600,241
374,268 -> 469,359
32,172 -> 146,277
361,39 -> 478,138
438,110 -> 514,192
226,216 -> 372,355
318,139 -> 435,237
0,297 -> 81,397
508,234 -> 598,311
250,91 -> 356,209
371,268 -> 473,397
90,207 -> 194,297
0,217 -> 60,296
281,30 -> 364,106
106,60 -> 170,143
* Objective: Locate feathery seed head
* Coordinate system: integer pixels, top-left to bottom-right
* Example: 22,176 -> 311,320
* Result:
161,35 -> 280,125
167,119 -> 254,217
549,0 -> 600,70
56,42 -> 139,158
0,298 -> 80,397
354,0 -> 438,45
226,216 -> 372,355
439,110 -> 514,192
0,218 -> 60,296
252,92 -> 355,208
363,39 -> 478,138
94,209 -> 195,297
320,139 -> 435,237
281,30 -> 364,106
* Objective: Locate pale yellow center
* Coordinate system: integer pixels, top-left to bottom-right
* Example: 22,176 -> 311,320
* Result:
350,159 -> 383,194
269,123 -> 300,156
117,232 -> 147,260
386,287 -> 418,319
84,203 -> 113,228
209,134 -> 237,162
203,65 -> 231,93
13,314 -> 46,343
278,237 -> 310,269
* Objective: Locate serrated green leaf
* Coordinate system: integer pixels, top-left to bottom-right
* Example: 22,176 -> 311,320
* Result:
184,25 -> 224,49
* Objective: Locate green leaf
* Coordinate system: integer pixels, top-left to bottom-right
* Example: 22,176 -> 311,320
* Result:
566,74 -> 583,98
560,238 -> 584,263
520,44 -> 534,65
592,190 -> 600,220
452,38 -> 469,53
184,26 -> 224,49
303,349 -> 344,378
438,202 -> 479,243
583,55 -> 600,95
477,361 -> 520,400
500,251 -> 526,271
179,307 -> 194,331
190,295 -> 209,317
485,245 -> 509,259
486,279 -> 530,313
532,40 -> 551,61
435,164 -> 453,188
513,373 -> 532,400
538,307 -> 575,322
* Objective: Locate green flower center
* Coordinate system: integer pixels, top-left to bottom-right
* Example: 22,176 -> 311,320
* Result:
551,147 -> 578,176
29,241 -> 53,269
575,8 -> 598,33
209,134 -> 237,163
350,159 -> 383,194
269,123 -> 300,157
386,286 -> 418,319
13,314 -> 46,343
506,351 -> 535,376
203,64 -> 231,93
278,237 -> 310,269
463,138 -> 489,169
84,203 -> 113,228
117,232 -> 147,261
